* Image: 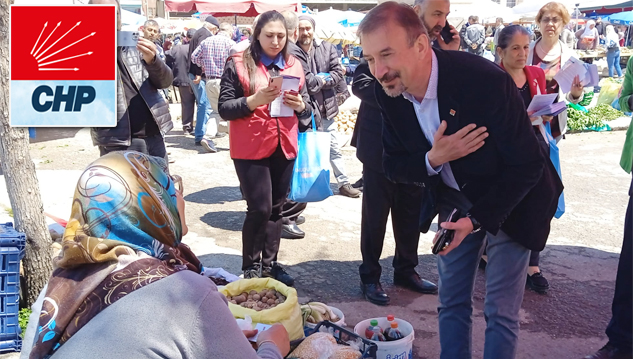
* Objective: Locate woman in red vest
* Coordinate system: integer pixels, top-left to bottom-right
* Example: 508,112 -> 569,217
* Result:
496,25 -> 555,295
218,10 -> 311,287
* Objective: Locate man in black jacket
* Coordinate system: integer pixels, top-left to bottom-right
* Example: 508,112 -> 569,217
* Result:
353,59 -> 438,306
358,3 -> 562,358
298,15 -> 360,198
166,29 -> 196,135
90,0 -> 173,162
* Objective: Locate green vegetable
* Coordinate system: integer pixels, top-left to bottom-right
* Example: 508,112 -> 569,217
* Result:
578,91 -> 593,106
19,308 -> 31,338
566,104 -> 625,131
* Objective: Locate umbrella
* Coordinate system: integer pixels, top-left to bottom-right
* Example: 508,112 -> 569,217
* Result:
608,11 -> 633,25
512,0 -> 576,21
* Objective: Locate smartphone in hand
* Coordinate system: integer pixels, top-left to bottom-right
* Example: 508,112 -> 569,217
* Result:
440,21 -> 453,44
118,31 -> 140,47
432,208 -> 461,255
269,76 -> 283,91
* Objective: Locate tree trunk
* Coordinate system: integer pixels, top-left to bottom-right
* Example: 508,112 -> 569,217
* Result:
0,0 -> 53,306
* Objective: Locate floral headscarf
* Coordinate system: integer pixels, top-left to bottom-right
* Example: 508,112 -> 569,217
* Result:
30,152 -> 201,359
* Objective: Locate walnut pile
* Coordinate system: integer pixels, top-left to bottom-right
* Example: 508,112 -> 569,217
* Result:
227,289 -> 286,311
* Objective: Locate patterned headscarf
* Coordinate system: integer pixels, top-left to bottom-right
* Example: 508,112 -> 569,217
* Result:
30,152 -> 201,359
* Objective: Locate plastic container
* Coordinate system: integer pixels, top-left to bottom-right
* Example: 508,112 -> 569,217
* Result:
305,306 -> 346,329
365,319 -> 378,340
296,321 -> 377,359
0,223 -> 25,353
354,317 -> 414,359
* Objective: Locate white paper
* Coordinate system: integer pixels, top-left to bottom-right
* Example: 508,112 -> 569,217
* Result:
247,323 -> 273,342
553,57 -> 587,94
269,76 -> 301,117
526,93 -> 559,114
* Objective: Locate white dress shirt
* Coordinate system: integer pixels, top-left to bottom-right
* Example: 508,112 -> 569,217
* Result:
403,51 -> 460,191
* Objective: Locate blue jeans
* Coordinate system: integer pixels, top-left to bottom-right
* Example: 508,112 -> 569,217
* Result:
607,50 -> 623,78
188,73 -> 211,142
436,187 -> 530,359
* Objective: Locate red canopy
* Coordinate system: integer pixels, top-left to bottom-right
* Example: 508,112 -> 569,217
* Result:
165,0 -> 300,14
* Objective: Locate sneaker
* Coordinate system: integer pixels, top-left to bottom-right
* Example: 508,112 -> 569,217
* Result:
527,272 -> 549,294
243,264 -> 261,279
262,263 -> 295,287
351,177 -> 363,191
200,139 -> 218,153
339,183 -> 360,198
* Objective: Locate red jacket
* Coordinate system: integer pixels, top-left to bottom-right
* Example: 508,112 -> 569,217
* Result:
230,52 -> 305,160
501,63 -> 547,99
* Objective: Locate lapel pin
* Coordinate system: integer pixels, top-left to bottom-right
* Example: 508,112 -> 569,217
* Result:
449,109 -> 456,116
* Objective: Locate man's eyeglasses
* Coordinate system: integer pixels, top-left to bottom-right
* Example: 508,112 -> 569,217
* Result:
541,17 -> 561,25
170,175 -> 184,194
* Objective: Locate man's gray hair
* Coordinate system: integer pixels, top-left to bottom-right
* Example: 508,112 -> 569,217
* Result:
281,10 -> 299,32
144,20 -> 159,28
219,22 -> 233,34
358,1 -> 428,47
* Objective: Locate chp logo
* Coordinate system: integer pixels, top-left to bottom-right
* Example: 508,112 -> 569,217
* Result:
10,5 -> 117,127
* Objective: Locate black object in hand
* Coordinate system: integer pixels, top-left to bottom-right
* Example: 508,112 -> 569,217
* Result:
440,21 -> 454,44
432,208 -> 461,255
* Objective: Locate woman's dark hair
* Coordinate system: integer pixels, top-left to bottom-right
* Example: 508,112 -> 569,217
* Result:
496,25 -> 531,50
244,10 -> 289,95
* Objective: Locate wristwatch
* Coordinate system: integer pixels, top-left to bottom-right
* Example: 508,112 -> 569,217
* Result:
466,213 -> 481,234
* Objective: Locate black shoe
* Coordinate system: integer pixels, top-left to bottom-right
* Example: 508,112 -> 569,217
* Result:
183,128 -> 194,136
295,216 -> 305,226
394,272 -> 438,294
585,343 -> 633,359
361,282 -> 390,306
339,183 -> 361,198
262,263 -> 295,287
212,132 -> 228,139
244,264 -> 261,279
527,272 -> 549,294
281,223 -> 305,239
351,177 -> 363,191
201,139 -> 218,153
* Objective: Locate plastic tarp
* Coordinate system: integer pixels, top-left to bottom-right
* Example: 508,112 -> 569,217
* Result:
164,0 -> 299,14
512,0 -> 576,20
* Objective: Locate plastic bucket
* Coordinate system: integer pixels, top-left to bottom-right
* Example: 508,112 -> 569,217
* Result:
354,317 -> 414,359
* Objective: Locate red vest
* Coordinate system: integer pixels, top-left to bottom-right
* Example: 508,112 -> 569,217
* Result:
230,52 -> 305,160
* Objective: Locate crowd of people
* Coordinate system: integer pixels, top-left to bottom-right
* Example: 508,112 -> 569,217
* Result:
17,0 -> 633,358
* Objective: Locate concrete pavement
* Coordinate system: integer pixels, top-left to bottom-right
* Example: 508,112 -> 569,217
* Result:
0,110 -> 629,358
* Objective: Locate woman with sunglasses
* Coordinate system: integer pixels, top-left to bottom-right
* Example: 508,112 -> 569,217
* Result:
528,2 -> 584,142
218,10 -> 311,287
21,151 -> 290,359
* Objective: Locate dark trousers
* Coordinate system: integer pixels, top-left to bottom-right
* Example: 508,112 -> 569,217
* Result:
99,134 -> 168,164
178,85 -> 195,132
281,200 -> 307,225
606,178 -> 633,352
233,146 -> 295,271
359,165 -> 423,284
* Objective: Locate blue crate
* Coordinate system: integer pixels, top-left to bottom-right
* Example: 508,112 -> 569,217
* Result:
0,223 -> 25,352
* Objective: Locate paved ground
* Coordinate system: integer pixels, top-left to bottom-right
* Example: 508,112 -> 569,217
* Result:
0,105 -> 629,358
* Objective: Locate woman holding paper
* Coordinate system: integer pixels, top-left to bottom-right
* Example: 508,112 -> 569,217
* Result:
528,1 -> 584,140
497,24 -> 563,294
218,10 -> 311,287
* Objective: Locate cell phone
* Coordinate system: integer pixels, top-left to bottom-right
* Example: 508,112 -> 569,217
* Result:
269,76 -> 283,91
440,21 -> 454,44
432,208 -> 461,255
118,31 -> 140,47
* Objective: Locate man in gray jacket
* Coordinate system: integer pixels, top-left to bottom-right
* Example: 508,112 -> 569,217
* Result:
464,15 -> 486,56
90,0 -> 173,162
298,15 -> 360,198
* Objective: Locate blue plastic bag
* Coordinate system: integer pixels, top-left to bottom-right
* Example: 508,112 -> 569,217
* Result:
289,114 -> 333,202
543,122 -> 565,218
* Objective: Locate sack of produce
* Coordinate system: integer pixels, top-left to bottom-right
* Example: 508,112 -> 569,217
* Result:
220,278 -> 304,340
596,78 -> 622,106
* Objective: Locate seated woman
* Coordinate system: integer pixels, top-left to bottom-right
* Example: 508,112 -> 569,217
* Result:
22,151 -> 290,359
